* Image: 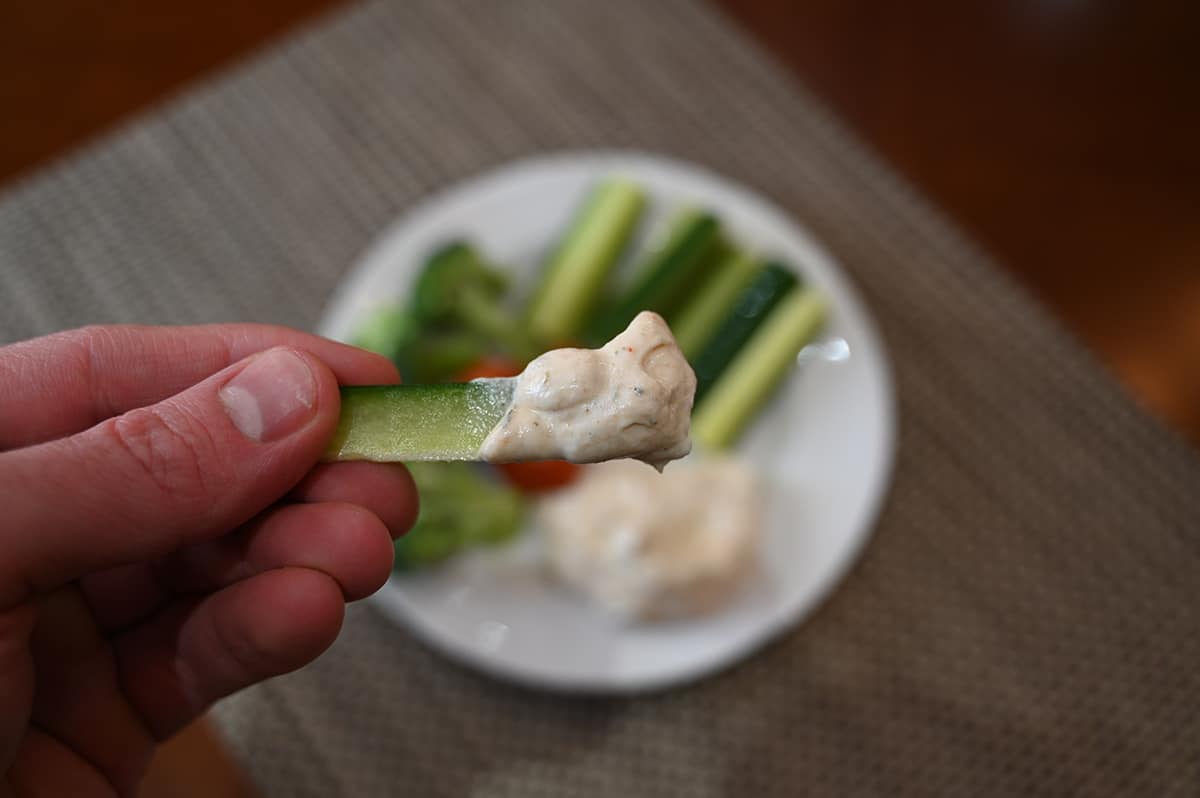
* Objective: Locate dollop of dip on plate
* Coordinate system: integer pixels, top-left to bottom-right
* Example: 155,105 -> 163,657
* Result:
538,456 -> 762,620
479,311 -> 696,470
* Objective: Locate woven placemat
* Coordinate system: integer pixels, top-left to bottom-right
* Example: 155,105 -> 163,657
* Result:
3,1 -> 1198,794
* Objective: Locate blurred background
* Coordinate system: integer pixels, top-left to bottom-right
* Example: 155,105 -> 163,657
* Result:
3,0 -> 1197,447
2,0 -> 1197,794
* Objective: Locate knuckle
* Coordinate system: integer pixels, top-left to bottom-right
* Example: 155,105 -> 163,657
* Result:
105,403 -> 231,511
70,323 -> 114,345
61,325 -> 128,420
67,325 -> 123,366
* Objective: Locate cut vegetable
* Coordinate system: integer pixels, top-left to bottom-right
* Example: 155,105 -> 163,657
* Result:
325,380 -> 514,462
526,179 -> 645,346
498,460 -> 582,493
395,331 -> 488,385
690,263 -> 799,402
454,356 -> 523,382
691,287 -> 827,450
351,304 -> 418,363
331,312 -> 695,468
585,209 -> 723,345
669,249 -> 761,359
413,242 -> 536,361
394,462 -> 525,569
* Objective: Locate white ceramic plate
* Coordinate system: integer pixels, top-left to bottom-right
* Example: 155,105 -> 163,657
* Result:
319,152 -> 896,693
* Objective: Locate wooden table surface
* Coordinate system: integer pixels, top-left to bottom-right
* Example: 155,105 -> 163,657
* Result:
3,1 -> 1197,795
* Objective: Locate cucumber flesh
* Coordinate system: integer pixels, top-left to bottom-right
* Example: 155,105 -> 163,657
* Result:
585,210 -> 722,345
669,250 -> 761,359
690,263 -> 798,402
526,180 -> 644,346
325,380 -> 514,462
691,287 -> 827,450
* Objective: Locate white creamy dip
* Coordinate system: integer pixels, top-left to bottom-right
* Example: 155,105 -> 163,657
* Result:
538,456 -> 762,620
478,311 -> 696,470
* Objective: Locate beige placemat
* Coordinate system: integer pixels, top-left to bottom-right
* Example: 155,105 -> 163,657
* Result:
2,1 -> 1198,794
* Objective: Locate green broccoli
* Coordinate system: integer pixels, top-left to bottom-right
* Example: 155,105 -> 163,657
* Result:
394,462 -> 525,569
350,304 -> 418,364
412,242 -> 537,362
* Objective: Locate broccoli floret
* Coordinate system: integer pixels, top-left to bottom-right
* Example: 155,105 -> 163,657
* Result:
412,242 -> 537,362
395,331 -> 488,384
351,304 -> 418,363
394,462 -> 525,569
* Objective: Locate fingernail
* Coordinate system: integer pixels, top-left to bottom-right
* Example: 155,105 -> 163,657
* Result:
219,349 -> 316,442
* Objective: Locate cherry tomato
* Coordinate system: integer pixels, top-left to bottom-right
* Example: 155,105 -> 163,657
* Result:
455,356 -> 523,381
498,460 -> 582,492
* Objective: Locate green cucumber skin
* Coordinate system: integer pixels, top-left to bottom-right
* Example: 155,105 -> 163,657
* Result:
669,249 -> 761,360
692,287 -> 827,450
526,180 -> 645,346
689,263 -> 799,403
325,381 -> 512,462
585,210 -> 722,345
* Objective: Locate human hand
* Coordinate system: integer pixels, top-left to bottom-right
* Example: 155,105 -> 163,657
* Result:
0,324 -> 417,796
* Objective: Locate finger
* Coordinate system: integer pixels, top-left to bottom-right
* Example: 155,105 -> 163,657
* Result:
290,461 -> 420,539
0,347 -> 339,605
79,502 -> 397,634
115,567 -> 344,739
26,586 -> 154,795
0,604 -> 36,776
8,731 -> 116,798
0,323 -> 399,450
76,560 -> 168,635
158,502 -> 395,601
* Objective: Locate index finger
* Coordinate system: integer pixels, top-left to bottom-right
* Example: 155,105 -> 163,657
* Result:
0,323 -> 399,449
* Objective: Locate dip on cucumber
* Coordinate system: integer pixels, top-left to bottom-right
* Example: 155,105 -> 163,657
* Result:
480,311 -> 695,470
327,311 -> 697,470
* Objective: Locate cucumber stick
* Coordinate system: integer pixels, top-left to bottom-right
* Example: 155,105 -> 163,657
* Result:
690,263 -> 798,402
691,287 -> 827,450
586,210 -> 722,345
325,380 -> 514,462
526,180 -> 644,346
670,250 -> 761,359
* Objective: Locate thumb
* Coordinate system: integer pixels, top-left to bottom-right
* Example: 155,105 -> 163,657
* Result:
0,346 -> 342,605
